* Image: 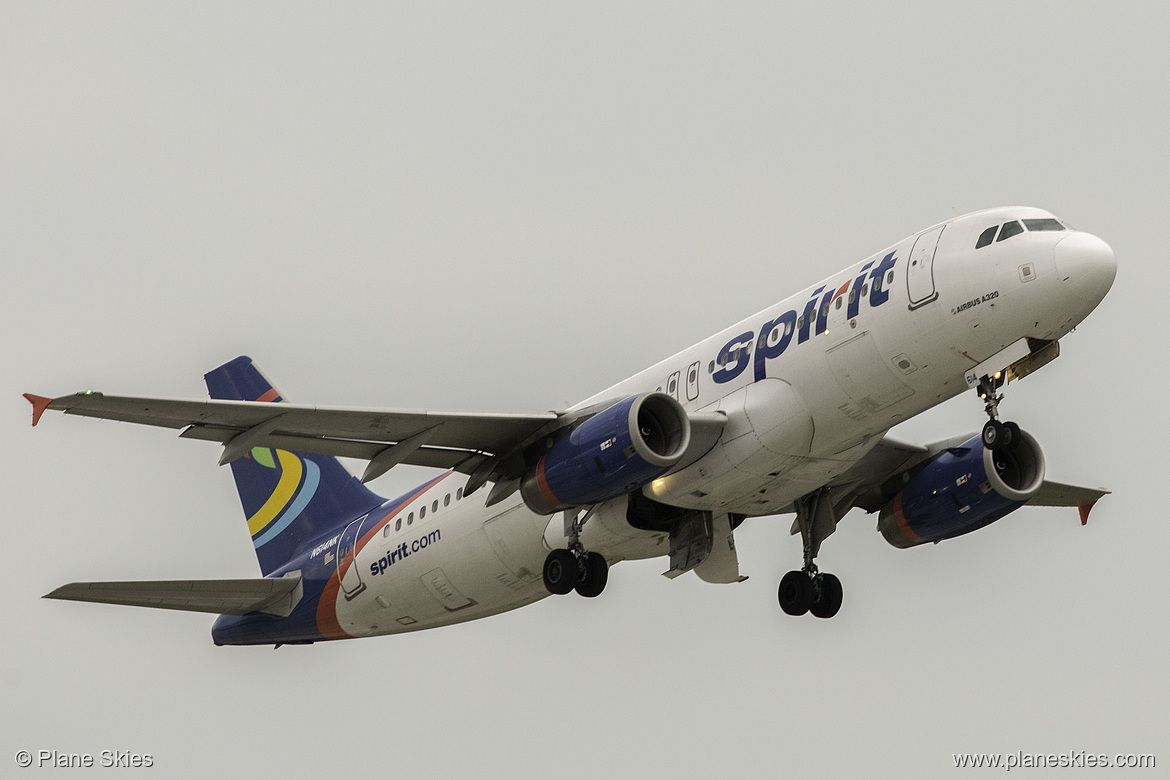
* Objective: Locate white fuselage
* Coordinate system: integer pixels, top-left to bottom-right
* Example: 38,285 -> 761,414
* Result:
331,206 -> 1114,637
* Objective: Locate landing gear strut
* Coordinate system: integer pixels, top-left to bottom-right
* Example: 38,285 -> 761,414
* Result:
777,490 -> 844,619
542,508 -> 609,598
977,374 -> 1021,452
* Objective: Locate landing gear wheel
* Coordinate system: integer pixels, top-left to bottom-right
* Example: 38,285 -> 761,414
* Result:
809,573 -> 843,619
574,552 -> 609,598
1002,421 -> 1020,451
778,570 -> 813,616
982,419 -> 1005,450
542,549 -> 580,595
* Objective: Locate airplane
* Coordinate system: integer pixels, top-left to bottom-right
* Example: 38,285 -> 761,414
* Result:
27,206 -> 1116,645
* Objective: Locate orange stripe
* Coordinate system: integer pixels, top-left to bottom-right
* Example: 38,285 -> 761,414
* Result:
894,493 -> 920,542
256,388 -> 280,403
314,574 -> 349,640
535,455 -> 562,509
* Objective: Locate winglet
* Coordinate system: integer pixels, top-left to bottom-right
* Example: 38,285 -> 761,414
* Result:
23,394 -> 52,427
1077,499 -> 1098,526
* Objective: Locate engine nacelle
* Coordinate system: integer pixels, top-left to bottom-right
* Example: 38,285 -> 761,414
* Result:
521,393 -> 690,515
878,430 -> 1045,548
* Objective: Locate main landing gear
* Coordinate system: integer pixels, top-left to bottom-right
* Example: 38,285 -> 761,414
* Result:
977,373 -> 1020,453
542,507 -> 609,598
777,490 -> 844,619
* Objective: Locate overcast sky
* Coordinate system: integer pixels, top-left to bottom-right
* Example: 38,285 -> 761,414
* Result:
3,3 -> 1166,778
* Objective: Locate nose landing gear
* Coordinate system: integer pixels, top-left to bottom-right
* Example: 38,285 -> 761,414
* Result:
977,374 -> 1021,452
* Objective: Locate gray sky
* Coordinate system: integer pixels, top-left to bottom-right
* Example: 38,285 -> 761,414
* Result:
3,3 -> 1166,777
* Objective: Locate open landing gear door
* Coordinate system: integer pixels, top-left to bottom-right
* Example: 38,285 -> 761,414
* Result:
695,511 -> 747,584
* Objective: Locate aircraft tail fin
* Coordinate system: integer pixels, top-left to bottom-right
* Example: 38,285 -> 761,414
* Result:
205,356 -> 384,575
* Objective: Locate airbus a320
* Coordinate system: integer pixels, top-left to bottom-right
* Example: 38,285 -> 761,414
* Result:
27,207 -> 1116,644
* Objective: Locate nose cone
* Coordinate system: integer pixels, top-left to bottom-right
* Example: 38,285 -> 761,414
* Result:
1055,232 -> 1117,309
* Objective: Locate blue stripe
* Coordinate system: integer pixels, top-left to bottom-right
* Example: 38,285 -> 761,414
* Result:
253,459 -> 322,548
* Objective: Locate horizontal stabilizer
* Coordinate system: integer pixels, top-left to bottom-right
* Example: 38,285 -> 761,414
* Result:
44,575 -> 302,617
1027,480 -> 1110,525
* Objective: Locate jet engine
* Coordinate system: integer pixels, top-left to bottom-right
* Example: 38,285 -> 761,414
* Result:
878,430 -> 1045,548
520,393 -> 690,514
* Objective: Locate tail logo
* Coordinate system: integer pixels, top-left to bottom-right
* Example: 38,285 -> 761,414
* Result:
246,448 -> 321,548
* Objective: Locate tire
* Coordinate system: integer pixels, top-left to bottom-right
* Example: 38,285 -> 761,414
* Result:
810,573 -> 843,619
574,552 -> 609,598
778,570 -> 813,616
543,549 -> 580,595
982,420 -> 1005,450
1002,421 -> 1020,451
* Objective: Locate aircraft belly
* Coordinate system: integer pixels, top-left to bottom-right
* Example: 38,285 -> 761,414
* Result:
574,498 -> 670,562
334,500 -> 549,637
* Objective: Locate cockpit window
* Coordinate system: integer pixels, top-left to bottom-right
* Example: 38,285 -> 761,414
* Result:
1023,218 -> 1065,232
996,220 -> 1024,242
975,225 -> 998,249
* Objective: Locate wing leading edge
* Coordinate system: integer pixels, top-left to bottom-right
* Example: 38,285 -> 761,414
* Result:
27,391 -> 561,479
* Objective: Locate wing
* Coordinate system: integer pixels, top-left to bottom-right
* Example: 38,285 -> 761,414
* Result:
28,391 -> 561,482
44,576 -> 302,617
833,433 -> 1109,522
1026,480 -> 1110,525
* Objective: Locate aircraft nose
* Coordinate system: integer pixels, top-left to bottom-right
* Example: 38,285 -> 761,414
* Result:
1055,231 -> 1117,307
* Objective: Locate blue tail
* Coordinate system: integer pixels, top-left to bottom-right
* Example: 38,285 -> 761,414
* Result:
205,356 -> 384,576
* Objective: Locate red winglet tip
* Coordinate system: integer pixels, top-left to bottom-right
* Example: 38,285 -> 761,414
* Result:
1077,499 -> 1098,526
23,393 -> 52,427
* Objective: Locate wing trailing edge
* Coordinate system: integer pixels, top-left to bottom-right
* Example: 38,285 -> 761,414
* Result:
43,575 -> 302,617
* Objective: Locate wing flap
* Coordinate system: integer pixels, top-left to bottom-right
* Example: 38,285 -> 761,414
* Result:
43,576 -> 303,617
175,425 -> 481,472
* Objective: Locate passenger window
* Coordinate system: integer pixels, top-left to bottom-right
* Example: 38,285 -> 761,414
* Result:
395,518 -> 402,531
862,284 -> 868,297
456,487 -> 463,500
1023,218 -> 1065,231
835,297 -> 842,310
997,221 -> 1023,242
383,525 -> 390,538
432,500 -> 438,513
886,271 -> 894,285
708,360 -> 714,374
976,225 -> 998,249
419,506 -> 425,520
444,494 -> 450,507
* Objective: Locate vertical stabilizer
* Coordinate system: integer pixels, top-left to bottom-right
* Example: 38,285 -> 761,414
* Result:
205,356 -> 384,575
